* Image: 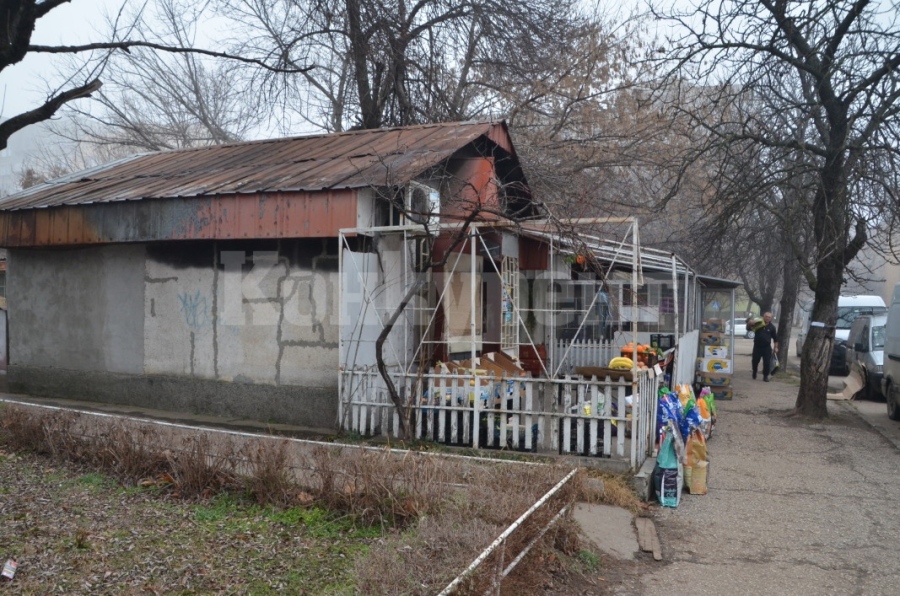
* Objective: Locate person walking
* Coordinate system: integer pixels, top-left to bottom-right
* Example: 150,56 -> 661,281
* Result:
749,312 -> 779,381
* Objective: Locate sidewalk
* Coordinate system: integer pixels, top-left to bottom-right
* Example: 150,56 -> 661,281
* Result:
622,358 -> 900,595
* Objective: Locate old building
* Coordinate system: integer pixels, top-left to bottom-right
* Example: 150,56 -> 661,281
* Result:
0,121 -> 529,431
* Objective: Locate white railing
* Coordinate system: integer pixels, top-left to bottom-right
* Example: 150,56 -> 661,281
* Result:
553,339 -> 619,375
439,468 -> 579,595
339,366 -> 660,470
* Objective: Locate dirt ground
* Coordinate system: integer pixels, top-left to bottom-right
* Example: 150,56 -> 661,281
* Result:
0,444 -> 630,594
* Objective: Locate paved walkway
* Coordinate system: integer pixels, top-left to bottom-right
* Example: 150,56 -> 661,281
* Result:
618,349 -> 900,595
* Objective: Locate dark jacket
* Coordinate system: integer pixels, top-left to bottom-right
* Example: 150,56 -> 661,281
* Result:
754,322 -> 778,346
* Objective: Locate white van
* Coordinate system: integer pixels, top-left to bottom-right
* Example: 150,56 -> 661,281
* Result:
796,295 -> 887,374
882,284 -> 900,419
846,314 -> 887,400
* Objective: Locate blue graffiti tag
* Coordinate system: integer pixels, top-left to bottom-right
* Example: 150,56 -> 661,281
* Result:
178,291 -> 211,330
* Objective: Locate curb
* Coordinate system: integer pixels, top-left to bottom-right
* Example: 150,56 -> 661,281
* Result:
632,455 -> 657,502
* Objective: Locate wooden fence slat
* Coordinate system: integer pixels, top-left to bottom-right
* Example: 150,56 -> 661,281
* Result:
339,366 -> 658,468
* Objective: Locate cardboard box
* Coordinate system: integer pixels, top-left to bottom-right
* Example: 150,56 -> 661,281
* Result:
710,387 -> 733,400
699,332 -> 727,346
696,357 -> 733,374
696,371 -> 732,386
701,319 -> 725,333
703,345 -> 729,358
482,351 -> 527,376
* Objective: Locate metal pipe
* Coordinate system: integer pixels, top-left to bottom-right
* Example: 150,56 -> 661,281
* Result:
471,226 -> 479,449
438,468 -> 579,596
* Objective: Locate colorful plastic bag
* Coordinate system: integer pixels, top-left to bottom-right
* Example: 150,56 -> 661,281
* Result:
684,428 -> 709,495
654,423 -> 684,507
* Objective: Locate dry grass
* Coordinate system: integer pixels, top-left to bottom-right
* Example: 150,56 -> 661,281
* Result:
0,404 -> 598,594
580,470 -> 646,515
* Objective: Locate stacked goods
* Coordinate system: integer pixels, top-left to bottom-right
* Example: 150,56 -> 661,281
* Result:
699,318 -> 726,346
703,345 -> 729,358
653,384 -> 714,503
696,320 -> 733,399
620,342 -> 659,368
608,356 -> 634,370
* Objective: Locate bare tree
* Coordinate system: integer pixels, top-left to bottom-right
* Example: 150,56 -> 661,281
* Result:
213,0 -> 603,131
647,0 -> 900,418
0,0 -> 310,151
59,0 -> 267,152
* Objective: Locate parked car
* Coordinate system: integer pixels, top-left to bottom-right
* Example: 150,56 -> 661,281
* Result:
725,318 -> 754,339
796,295 -> 887,375
846,314 -> 886,400
882,285 -> 900,420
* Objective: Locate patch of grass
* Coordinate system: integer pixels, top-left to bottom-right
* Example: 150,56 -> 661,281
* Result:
76,472 -> 115,491
577,549 -> 600,571
192,493 -> 249,524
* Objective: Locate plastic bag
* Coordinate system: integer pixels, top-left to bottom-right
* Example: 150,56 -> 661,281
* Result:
684,428 -> 709,495
699,386 -> 716,417
657,393 -> 684,441
680,401 -> 702,439
654,424 -> 684,507
771,353 -> 780,374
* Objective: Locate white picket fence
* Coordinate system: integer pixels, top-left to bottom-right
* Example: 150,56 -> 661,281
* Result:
339,366 -> 660,470
553,339 -> 619,375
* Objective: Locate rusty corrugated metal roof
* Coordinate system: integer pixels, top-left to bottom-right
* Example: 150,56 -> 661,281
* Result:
0,120 -> 514,212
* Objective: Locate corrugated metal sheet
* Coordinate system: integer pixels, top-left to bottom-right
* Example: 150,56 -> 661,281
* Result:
0,190 -> 358,246
0,121 -> 513,212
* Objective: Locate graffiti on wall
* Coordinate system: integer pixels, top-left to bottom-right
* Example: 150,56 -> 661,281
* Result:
178,290 -> 211,330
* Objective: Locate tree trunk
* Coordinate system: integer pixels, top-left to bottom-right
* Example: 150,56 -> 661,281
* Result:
795,201 -> 845,418
374,274 -> 426,440
776,240 -> 802,367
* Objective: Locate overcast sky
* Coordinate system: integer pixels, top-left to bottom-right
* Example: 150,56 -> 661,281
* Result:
0,0 -> 123,124
1,0 -> 654,143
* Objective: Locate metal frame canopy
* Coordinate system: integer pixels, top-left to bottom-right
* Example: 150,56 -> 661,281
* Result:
336,216 -> 690,384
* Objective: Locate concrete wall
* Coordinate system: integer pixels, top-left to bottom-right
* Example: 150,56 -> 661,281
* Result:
7,239 -> 341,431
9,245 -> 145,374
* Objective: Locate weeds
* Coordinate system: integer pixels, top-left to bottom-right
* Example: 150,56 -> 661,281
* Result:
0,404 -> 585,594
581,470 -> 645,514
577,548 -> 600,571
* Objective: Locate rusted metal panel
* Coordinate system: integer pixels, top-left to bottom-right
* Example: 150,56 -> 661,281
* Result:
50,208 -> 69,245
19,211 -> 36,246
214,195 -> 239,239
237,195 -> 257,239
0,122 -> 510,212
0,121 -> 524,247
0,188 -> 363,246
34,209 -> 52,246
185,198 -> 214,239
67,207 -> 86,245
282,193 -> 308,236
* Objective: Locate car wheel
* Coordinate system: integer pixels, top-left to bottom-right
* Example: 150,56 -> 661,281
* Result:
888,383 -> 900,421
861,370 -> 873,401
746,331 -> 755,339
